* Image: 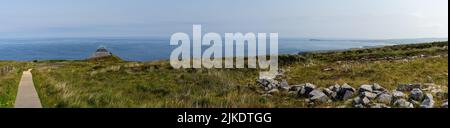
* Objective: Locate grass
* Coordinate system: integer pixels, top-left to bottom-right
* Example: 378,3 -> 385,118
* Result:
0,62 -> 28,108
1,41 -> 448,108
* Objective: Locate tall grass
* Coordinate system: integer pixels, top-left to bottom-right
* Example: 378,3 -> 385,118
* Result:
0,62 -> 29,108
28,41 -> 449,108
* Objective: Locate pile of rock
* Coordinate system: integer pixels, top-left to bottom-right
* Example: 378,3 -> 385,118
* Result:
351,84 -> 391,108
290,83 -> 330,104
351,83 -> 448,108
256,78 -> 448,108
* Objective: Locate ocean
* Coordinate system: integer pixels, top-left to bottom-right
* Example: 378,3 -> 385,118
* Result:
0,37 -> 447,62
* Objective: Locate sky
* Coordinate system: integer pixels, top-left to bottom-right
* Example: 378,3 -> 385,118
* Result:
0,0 -> 448,39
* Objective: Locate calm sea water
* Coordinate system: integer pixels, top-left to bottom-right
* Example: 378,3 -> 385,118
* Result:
0,37 -> 447,61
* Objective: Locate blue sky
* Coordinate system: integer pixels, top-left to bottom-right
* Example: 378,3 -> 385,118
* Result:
0,0 -> 448,39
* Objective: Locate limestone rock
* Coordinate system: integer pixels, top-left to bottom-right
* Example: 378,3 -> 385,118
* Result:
361,92 -> 377,100
441,101 -> 448,108
359,84 -> 373,93
304,83 -> 316,95
397,84 -> 421,92
392,91 -> 406,99
393,99 -> 414,108
370,103 -> 391,108
410,88 -> 424,101
308,90 -> 329,103
420,93 -> 435,108
376,93 -> 393,105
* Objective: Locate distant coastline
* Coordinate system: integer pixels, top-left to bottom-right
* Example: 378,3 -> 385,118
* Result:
0,37 -> 448,62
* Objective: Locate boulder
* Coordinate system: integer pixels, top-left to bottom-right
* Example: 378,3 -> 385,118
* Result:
323,88 -> 334,97
410,88 -> 424,101
329,92 -> 338,100
257,78 -> 279,91
373,83 -> 386,91
393,99 -> 414,108
279,80 -> 290,90
359,84 -> 373,93
442,101 -> 448,108
353,96 -> 371,106
376,93 -> 393,104
304,83 -> 316,94
257,79 -> 271,87
342,90 -> 355,101
353,97 -> 362,105
341,83 -> 356,92
397,84 -> 421,92
392,91 -> 406,99
336,83 -> 356,101
289,85 -> 303,92
308,90 -> 329,103
361,92 -> 377,99
372,90 -> 386,95
298,85 -> 307,96
420,93 -> 435,108
370,103 -> 391,108
354,104 -> 365,108
330,84 -> 342,92
361,97 -> 371,105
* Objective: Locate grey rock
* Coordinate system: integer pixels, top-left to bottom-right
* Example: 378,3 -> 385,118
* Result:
323,88 -> 334,97
257,78 -> 279,91
361,97 -> 371,105
373,83 -> 386,91
257,79 -> 271,87
354,104 -> 365,108
279,80 -> 290,90
353,96 -> 371,106
410,88 -> 424,101
359,84 -> 373,93
376,93 -> 393,104
372,90 -> 386,95
264,87 -> 271,91
370,103 -> 391,108
298,86 -> 307,96
353,97 -> 362,105
330,84 -> 341,92
420,93 -> 435,108
308,90 -> 329,103
342,90 -> 355,101
397,84 -> 421,92
361,92 -> 378,99
289,85 -> 303,92
342,83 -> 356,92
441,101 -> 448,108
392,91 -> 406,99
333,83 -> 356,101
304,83 -> 316,94
393,99 -> 414,108
330,92 -> 339,100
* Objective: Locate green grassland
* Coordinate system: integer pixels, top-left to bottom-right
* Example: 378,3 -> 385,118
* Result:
0,62 -> 29,107
1,41 -> 448,108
